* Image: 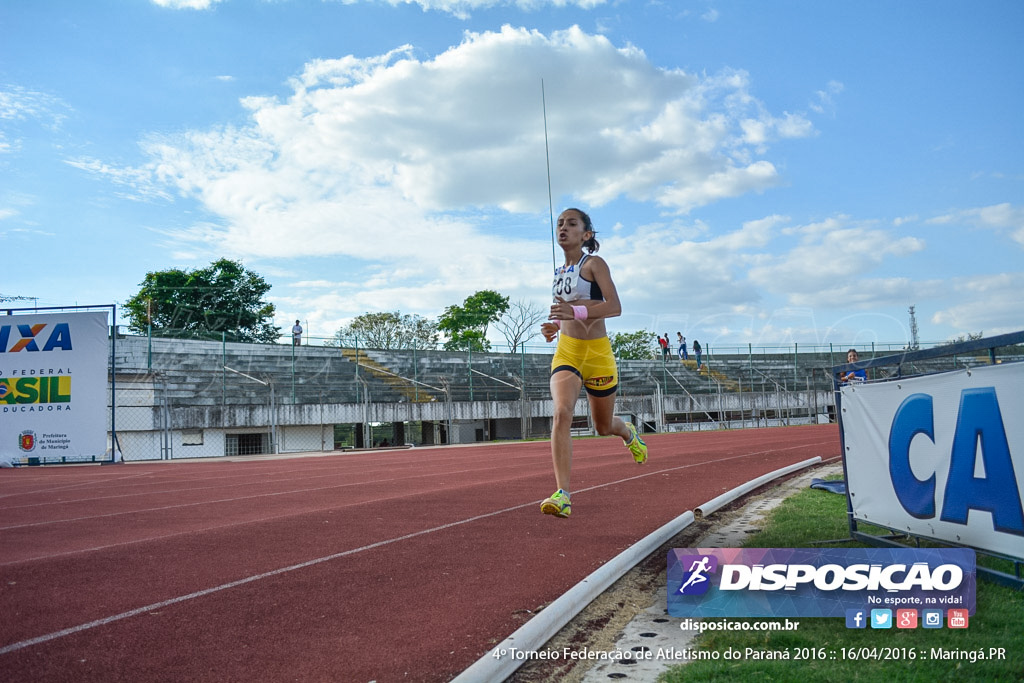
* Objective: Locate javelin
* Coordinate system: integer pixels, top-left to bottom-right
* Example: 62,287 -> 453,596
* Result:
542,78 -> 556,270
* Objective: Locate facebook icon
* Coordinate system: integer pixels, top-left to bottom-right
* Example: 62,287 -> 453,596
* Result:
845,609 -> 867,629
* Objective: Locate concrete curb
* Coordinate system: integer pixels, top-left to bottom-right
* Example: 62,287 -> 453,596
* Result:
451,456 -> 823,682
695,456 -> 823,518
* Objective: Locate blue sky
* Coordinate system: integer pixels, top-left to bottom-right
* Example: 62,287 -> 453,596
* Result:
2,0 -> 1022,350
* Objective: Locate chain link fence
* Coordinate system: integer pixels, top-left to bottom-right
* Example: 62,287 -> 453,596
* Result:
108,329 -> 1018,462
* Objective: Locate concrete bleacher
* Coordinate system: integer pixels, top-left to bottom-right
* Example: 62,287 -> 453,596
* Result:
348,348 -> 751,402
342,347 -> 551,402
113,334 -> 1000,411
111,335 -> 823,410
114,336 -> 369,406
114,337 -> 560,407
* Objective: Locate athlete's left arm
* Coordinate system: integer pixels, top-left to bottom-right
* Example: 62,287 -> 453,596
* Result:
581,256 -> 621,320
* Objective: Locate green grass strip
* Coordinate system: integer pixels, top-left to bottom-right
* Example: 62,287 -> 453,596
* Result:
660,478 -> 1024,682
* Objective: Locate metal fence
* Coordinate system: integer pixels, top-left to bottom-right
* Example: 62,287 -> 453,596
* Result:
104,328 -> 1023,461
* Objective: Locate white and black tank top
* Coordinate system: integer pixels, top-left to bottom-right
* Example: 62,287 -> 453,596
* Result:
552,254 -> 604,302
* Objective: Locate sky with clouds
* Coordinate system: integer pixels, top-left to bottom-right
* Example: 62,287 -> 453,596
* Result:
2,0 -> 1022,350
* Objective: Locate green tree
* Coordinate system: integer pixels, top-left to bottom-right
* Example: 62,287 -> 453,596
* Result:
124,259 -> 279,343
610,330 -> 658,360
942,331 -> 985,346
438,290 -> 510,352
329,311 -> 439,350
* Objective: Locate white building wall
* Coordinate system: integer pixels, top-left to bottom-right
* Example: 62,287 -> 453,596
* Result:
279,425 -> 327,453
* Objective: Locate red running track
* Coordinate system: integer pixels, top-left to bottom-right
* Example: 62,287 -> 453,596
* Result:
0,425 -> 838,682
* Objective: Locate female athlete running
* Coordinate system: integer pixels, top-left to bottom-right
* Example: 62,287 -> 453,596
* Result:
539,208 -> 647,518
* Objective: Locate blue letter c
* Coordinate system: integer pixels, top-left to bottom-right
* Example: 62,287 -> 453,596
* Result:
889,393 -> 936,518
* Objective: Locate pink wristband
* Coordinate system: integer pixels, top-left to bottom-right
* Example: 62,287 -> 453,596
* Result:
552,319 -> 562,329
571,305 -> 588,320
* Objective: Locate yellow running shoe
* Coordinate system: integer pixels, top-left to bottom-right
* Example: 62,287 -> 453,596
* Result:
624,422 -> 647,464
540,489 -> 572,518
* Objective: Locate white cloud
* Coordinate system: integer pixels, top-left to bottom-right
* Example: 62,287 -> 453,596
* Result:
606,213 -> 932,338
65,157 -> 173,201
809,80 -> 843,115
71,25 -> 822,325
0,192 -> 37,225
151,0 -> 224,9
0,86 -> 70,153
606,218 -> 767,310
366,0 -> 609,20
748,218 -> 926,296
0,86 -> 65,124
931,273 -> 1024,336
115,25 -> 810,262
786,277 -> 930,311
928,203 -> 1024,248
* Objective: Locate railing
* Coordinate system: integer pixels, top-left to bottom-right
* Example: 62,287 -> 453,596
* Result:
113,324 -> 970,359
113,330 -> 986,408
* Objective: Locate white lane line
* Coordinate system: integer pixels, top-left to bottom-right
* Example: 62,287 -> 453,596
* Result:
0,471 -> 156,500
0,456 -> 553,522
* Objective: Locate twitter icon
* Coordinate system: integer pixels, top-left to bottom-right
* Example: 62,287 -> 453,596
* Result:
870,609 -> 892,629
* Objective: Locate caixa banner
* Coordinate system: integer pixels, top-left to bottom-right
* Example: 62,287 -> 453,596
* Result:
0,311 -> 109,464
841,362 -> 1024,561
667,548 -> 975,618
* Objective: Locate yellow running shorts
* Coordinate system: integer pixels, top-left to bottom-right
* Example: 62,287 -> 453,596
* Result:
550,333 -> 619,397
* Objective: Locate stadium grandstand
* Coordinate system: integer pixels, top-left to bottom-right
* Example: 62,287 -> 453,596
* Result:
108,330 -> 1019,461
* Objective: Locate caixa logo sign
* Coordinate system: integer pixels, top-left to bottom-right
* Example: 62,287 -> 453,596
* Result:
667,548 -> 975,618
0,323 -> 73,353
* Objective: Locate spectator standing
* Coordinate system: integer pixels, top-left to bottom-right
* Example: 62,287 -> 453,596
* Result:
677,332 -> 688,360
693,339 -> 702,370
292,320 -> 303,346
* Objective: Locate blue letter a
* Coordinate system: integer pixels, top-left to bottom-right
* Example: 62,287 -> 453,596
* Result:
941,388 -> 1024,536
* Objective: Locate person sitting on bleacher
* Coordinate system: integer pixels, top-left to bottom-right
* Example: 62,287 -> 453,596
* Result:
839,348 -> 867,384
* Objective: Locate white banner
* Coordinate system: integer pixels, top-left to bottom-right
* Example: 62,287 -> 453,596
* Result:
842,362 -> 1024,561
0,311 -> 110,464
